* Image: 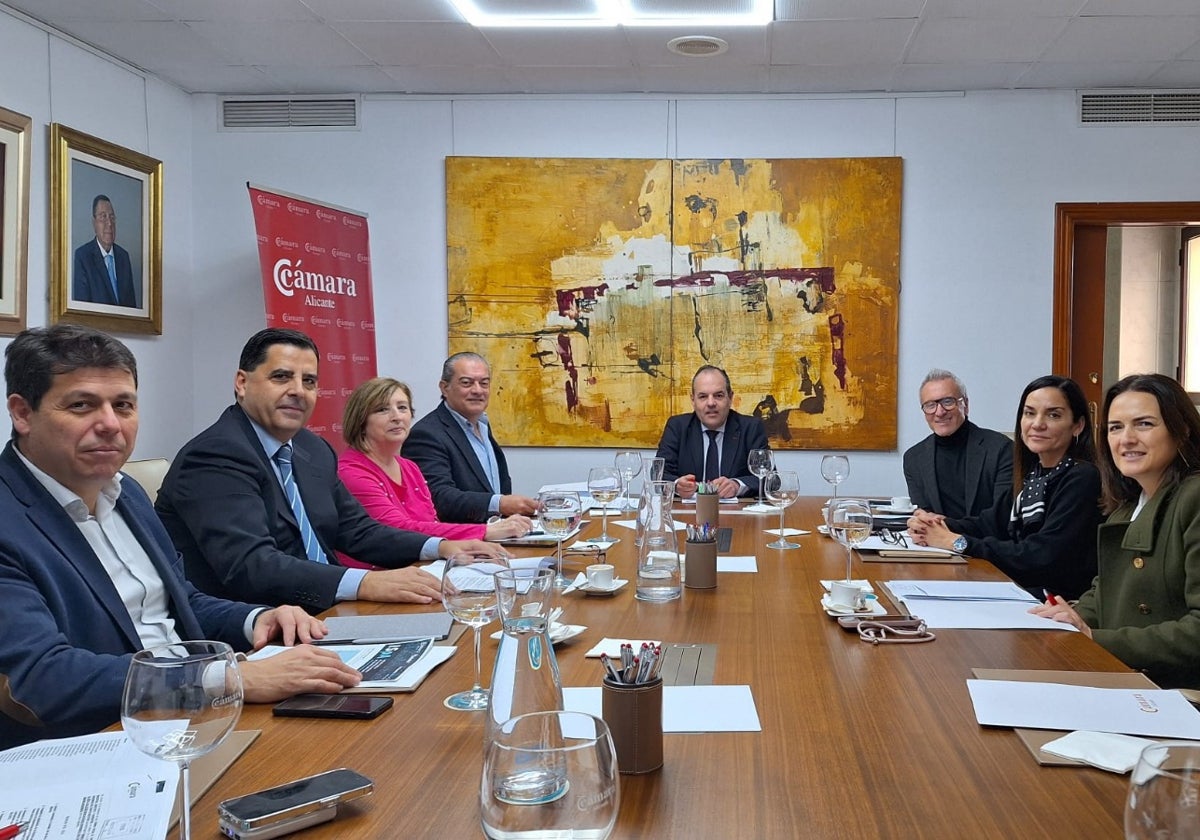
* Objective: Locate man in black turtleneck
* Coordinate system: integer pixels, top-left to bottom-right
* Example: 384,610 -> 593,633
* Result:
902,369 -> 1012,518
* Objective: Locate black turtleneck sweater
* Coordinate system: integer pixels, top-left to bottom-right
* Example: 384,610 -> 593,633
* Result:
932,420 -> 974,519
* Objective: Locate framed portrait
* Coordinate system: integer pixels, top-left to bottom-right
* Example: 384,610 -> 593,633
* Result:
0,105 -> 31,335
49,123 -> 162,334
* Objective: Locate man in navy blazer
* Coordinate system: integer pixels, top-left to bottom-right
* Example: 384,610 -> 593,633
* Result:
0,325 -> 361,749
902,368 -> 1013,518
156,330 -> 502,612
405,352 -> 538,523
72,194 -> 139,307
656,365 -> 770,498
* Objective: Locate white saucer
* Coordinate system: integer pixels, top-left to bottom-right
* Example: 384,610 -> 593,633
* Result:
491,623 -> 586,645
820,594 -> 885,617
817,524 -> 830,535
579,579 -> 628,596
876,505 -> 917,515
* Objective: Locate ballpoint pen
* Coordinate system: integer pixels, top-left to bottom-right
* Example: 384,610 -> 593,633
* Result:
0,823 -> 27,840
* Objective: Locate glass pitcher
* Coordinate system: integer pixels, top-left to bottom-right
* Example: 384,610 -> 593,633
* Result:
636,480 -> 682,602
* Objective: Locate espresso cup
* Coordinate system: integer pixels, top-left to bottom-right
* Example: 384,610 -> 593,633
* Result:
891,495 -> 911,509
587,563 -> 615,589
829,580 -> 865,611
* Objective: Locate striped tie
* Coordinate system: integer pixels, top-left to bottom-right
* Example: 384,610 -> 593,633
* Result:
273,444 -> 327,564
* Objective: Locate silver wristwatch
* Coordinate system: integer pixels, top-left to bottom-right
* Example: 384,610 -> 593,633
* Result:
952,535 -> 968,554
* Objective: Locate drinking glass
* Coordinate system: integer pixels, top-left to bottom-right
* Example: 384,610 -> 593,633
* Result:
538,490 -> 583,589
442,554 -> 499,711
763,470 -> 801,549
122,641 -> 243,840
828,498 -> 872,582
643,456 -> 665,482
481,710 -> 619,839
588,466 -> 622,543
1127,742 -> 1200,839
820,454 -> 850,501
613,451 -> 642,510
747,448 -> 775,511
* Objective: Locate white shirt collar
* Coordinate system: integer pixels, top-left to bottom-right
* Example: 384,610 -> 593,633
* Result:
14,443 -> 123,520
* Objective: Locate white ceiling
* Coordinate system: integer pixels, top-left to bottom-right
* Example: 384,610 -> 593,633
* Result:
5,0 -> 1200,96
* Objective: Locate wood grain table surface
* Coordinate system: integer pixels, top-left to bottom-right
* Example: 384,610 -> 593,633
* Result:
181,497 -> 1132,839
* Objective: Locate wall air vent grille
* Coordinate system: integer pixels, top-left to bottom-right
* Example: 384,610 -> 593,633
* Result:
221,98 -> 359,130
1080,91 -> 1200,124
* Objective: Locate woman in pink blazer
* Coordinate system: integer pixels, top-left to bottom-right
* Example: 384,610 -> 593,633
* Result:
337,378 -> 533,568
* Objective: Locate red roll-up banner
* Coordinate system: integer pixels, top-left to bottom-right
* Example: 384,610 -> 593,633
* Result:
247,184 -> 377,450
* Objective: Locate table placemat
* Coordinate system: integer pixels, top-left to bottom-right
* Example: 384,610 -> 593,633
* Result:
659,643 -> 717,686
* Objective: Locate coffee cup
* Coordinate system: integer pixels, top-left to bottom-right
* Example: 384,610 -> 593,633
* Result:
586,563 -> 615,589
890,495 -> 911,509
829,580 -> 866,611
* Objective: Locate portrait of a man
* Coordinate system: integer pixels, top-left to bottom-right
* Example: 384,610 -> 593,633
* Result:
72,194 -> 138,307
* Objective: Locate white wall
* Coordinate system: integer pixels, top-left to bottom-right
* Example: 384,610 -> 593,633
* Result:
188,89 -> 1200,498
0,9 -> 194,459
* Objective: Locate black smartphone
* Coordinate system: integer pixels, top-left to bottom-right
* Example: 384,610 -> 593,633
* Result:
218,768 -> 374,840
272,694 -> 392,719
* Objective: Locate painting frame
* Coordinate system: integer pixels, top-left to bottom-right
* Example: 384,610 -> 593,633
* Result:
0,105 -> 31,336
49,123 -> 162,334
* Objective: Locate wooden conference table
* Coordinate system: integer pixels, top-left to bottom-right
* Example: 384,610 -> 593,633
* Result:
184,498 -> 1132,839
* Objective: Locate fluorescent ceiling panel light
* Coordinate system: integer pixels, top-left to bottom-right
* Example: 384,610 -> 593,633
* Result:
446,0 -> 772,27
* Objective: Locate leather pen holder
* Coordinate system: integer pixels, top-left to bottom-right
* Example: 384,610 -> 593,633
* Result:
695,492 -> 719,530
602,676 -> 663,775
684,540 -> 717,589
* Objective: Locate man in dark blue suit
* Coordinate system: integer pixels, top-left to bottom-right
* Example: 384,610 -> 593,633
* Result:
0,325 -> 361,749
655,365 -> 770,498
72,194 -> 138,307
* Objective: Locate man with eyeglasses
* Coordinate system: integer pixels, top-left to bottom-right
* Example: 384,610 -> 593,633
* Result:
901,369 -> 1012,518
404,352 -> 539,523
72,195 -> 138,308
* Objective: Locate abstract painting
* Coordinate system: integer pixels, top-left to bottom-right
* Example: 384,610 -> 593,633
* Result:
445,156 -> 901,449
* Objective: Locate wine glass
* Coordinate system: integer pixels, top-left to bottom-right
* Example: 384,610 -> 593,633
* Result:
442,554 -> 499,711
828,498 -> 872,582
481,710 -> 619,839
613,451 -> 642,511
588,466 -> 622,544
1127,742 -> 1200,839
538,490 -> 583,589
763,470 -> 801,549
820,454 -> 850,501
122,640 -> 243,840
747,448 -> 775,512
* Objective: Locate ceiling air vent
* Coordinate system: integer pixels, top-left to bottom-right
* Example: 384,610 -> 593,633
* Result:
221,97 -> 359,131
1080,91 -> 1200,124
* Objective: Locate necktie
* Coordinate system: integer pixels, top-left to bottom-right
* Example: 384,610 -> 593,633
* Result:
104,253 -> 119,300
704,429 -> 720,481
273,444 -> 328,564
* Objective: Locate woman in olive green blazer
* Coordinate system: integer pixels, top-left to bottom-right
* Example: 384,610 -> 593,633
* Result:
1032,373 -> 1200,689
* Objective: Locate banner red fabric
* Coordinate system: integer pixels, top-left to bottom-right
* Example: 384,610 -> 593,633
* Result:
247,185 -> 377,450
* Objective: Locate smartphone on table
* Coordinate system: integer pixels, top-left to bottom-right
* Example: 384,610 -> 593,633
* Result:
272,694 -> 392,719
217,768 -> 373,840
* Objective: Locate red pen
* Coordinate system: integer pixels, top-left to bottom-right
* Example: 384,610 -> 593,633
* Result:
1045,592 -> 1060,606
0,823 -> 27,840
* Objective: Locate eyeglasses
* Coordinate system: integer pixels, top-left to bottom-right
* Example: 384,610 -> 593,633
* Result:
879,529 -> 908,548
920,397 -> 964,415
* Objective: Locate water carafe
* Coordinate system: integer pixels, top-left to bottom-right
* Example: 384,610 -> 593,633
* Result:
636,480 -> 682,602
485,567 -> 564,744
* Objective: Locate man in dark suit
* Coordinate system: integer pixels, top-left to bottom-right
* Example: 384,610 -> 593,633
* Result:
156,329 -> 502,612
902,368 -> 1013,518
0,325 -> 361,749
72,194 -> 139,307
655,365 -> 770,498
405,352 -> 538,523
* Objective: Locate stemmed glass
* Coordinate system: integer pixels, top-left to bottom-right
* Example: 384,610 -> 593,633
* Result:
828,498 -> 872,582
820,454 -> 850,501
747,448 -> 775,512
481,710 -> 619,839
613,451 -> 642,511
122,640 -> 243,840
587,466 -> 622,544
442,554 -> 499,711
763,470 -> 801,549
1126,742 -> 1200,839
538,490 -> 583,589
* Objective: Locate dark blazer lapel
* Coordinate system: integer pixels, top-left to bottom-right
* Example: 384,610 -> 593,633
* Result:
0,445 -> 142,649
721,413 -> 743,469
919,437 -> 943,512
87,242 -> 117,305
229,405 -> 298,530
116,490 -> 204,640
439,402 -> 492,491
963,426 -> 987,513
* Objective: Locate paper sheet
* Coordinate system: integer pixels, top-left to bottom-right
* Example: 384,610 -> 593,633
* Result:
564,685 -> 762,732
885,580 -> 1039,602
764,527 -> 810,536
716,556 -> 758,572
895,598 -> 1077,630
967,681 -> 1200,739
612,518 -> 687,531
584,637 -> 664,658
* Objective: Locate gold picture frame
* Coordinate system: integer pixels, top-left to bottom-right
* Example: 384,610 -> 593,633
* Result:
0,106 -> 31,335
49,123 -> 162,334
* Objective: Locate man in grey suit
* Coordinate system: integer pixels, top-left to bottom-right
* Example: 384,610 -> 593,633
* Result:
902,368 -> 1012,518
405,352 -> 538,524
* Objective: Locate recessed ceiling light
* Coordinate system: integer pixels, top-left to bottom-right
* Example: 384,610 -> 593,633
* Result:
446,1 -> 772,28
667,35 -> 729,57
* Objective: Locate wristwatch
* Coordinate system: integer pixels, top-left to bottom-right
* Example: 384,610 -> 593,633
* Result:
951,535 -> 968,554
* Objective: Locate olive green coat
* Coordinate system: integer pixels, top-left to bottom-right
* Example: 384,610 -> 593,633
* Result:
1075,475 -> 1200,689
